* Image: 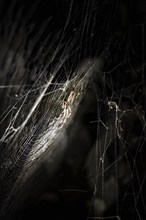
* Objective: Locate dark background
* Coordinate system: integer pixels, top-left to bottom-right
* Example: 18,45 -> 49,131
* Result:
0,0 -> 146,219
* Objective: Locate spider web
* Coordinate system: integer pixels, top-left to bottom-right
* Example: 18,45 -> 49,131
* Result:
0,0 -> 145,219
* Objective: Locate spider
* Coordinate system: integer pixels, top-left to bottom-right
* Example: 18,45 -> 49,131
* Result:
62,89 -> 80,119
